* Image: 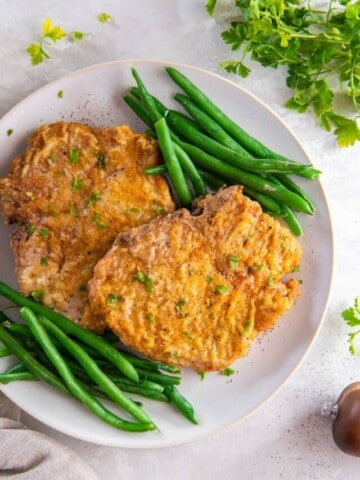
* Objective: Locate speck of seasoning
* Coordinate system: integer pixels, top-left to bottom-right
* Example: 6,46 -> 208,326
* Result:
198,371 -> 207,381
146,313 -> 155,324
40,256 -> 48,265
71,178 -> 84,192
175,299 -> 187,311
133,271 -> 154,292
229,255 -> 239,268
298,279 -> 304,284
267,276 -> 275,286
214,284 -> 229,295
30,288 -> 44,302
6,128 -> 13,137
206,275 -> 213,283
106,293 -> 124,309
92,213 -> 107,229
39,228 -> 50,238
220,367 -> 235,377
172,352 -> 180,359
94,151 -> 106,168
26,225 -> 36,234
69,148 -> 80,165
242,318 -> 254,334
257,264 -> 264,271
88,192 -> 101,207
57,90 -> 64,98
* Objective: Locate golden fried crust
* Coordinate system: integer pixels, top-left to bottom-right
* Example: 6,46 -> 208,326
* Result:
0,122 -> 175,331
88,186 -> 302,371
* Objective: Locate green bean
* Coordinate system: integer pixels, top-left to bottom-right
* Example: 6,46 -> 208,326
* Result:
275,173 -> 316,213
136,368 -> 181,386
164,385 -> 199,425
155,117 -> 193,207
242,186 -> 283,214
280,205 -> 304,236
120,351 -> 182,374
3,363 -> 28,374
0,282 -> 139,383
131,67 -> 162,124
36,314 -> 154,425
198,169 -> 227,190
165,66 -> 321,173
173,143 -> 207,197
123,94 -> 153,127
0,346 -> 11,358
20,307 -> 155,432
130,86 -> 168,117
0,324 -> 69,395
0,371 -> 36,383
166,110 -> 316,178
174,93 -> 252,157
176,140 -> 313,214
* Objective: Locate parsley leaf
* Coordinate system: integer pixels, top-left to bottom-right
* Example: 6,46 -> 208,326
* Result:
342,297 -> 360,354
98,12 -> 112,23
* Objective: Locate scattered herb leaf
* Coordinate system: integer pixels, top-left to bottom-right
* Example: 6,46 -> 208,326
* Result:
30,288 -> 44,302
71,178 -> 84,192
98,12 -> 112,23
133,271 -> 154,292
6,128 -> 13,137
229,254 -> 239,268
57,90 -> 64,98
342,297 -> 360,355
26,17 -> 67,65
214,284 -> 229,295
220,367 -> 235,377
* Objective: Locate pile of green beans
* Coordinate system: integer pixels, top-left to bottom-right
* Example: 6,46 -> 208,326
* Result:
125,66 -> 321,236
0,281 -> 199,430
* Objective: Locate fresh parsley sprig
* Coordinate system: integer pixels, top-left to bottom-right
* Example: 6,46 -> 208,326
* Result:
207,0 -> 360,147
342,297 -> 360,354
26,18 -> 67,65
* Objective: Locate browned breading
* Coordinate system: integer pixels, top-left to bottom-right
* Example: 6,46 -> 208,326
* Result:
88,186 -> 302,371
0,122 -> 175,331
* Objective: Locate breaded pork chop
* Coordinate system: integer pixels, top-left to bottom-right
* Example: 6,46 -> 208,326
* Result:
88,186 -> 302,371
0,122 -> 175,331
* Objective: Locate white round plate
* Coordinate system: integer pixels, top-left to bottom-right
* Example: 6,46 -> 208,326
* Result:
0,60 -> 333,448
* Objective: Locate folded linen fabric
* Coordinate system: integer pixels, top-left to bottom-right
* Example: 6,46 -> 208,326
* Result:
0,392 -> 98,480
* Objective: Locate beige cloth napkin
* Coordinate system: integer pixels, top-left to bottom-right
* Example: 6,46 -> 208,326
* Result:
0,392 -> 99,480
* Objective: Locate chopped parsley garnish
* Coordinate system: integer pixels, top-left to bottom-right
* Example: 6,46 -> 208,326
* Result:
69,202 -> 79,218
6,128 -> 13,137
257,264 -> 264,272
146,313 -> 155,324
267,276 -> 275,286
106,293 -> 123,309
94,151 -> 106,168
175,299 -> 187,311
198,371 -> 207,381
123,208 -> 139,215
133,271 -> 154,292
156,206 -> 166,215
40,228 -> 50,238
214,284 -> 229,295
30,288 -> 44,302
91,213 -> 107,229
71,31 -> 88,42
49,154 -> 57,162
57,90 -> 64,98
88,192 -> 101,207
298,279 -> 304,285
47,203 -> 57,216
220,367 -> 235,377
229,255 -> 239,268
71,178 -> 84,192
40,256 -> 48,265
98,12 -> 112,23
183,330 -> 193,340
206,275 -> 213,283
26,225 -> 36,234
69,148 -> 80,164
